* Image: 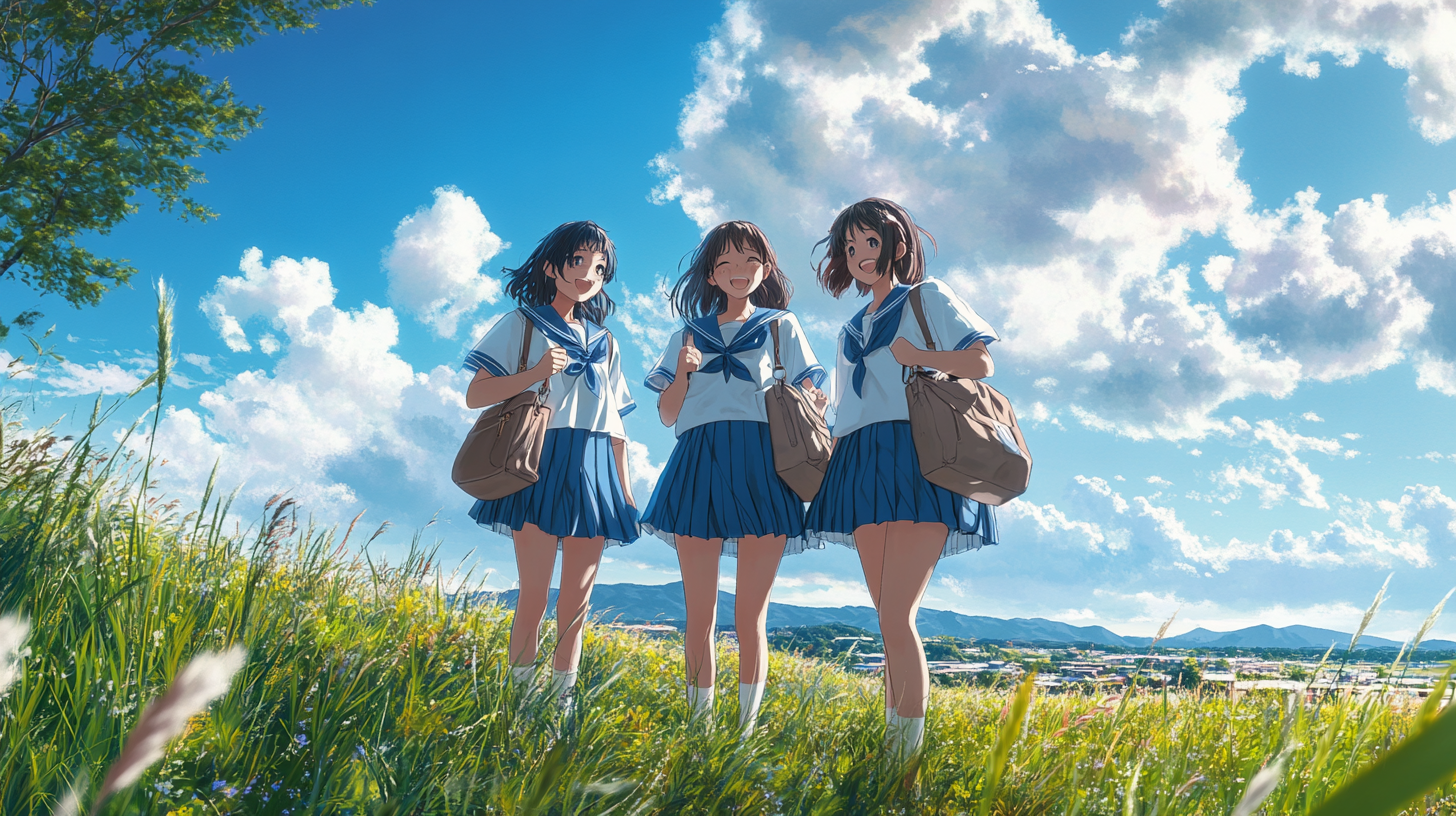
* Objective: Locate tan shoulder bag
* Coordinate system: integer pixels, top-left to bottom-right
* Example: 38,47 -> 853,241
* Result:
904,287 -> 1031,505
452,312 -> 555,501
764,319 -> 835,501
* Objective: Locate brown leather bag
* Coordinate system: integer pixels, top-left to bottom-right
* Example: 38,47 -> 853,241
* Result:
764,319 -> 835,501
903,287 -> 1031,505
452,312 -> 554,501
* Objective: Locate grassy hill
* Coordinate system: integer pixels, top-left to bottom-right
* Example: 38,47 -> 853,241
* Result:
3,305 -> 1455,816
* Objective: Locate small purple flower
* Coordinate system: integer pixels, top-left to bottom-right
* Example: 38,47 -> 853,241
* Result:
295,733 -> 309,747
212,780 -> 228,792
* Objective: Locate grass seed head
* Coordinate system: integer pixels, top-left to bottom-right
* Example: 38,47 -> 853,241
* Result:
93,646 -> 247,807
0,614 -> 30,693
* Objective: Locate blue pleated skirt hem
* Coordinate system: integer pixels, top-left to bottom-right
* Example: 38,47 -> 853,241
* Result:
804,420 -> 998,560
468,427 -> 640,550
640,420 -> 818,558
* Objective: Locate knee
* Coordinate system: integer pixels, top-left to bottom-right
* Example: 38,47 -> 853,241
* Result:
877,610 -> 918,642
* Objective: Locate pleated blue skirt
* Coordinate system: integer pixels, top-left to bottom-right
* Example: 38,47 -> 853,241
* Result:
805,420 -> 998,559
469,427 -> 640,549
641,420 -> 814,557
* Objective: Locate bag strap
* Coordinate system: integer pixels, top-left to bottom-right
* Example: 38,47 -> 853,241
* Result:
517,309 -> 550,397
909,286 -> 936,351
516,309 -> 533,373
770,319 -> 787,381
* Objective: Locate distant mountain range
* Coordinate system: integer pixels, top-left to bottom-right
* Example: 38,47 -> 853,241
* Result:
479,582 -> 1456,652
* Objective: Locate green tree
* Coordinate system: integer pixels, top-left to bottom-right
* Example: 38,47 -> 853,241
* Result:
1176,657 -> 1202,689
0,0 -> 367,338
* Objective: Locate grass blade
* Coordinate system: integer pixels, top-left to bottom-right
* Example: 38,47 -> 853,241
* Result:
977,671 -> 1036,816
1307,703 -> 1456,816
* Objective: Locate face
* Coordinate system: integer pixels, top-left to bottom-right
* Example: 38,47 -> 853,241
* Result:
546,246 -> 608,304
707,241 -> 768,301
844,224 -> 887,287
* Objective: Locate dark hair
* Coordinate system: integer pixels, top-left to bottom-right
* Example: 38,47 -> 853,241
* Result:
813,197 -> 936,297
671,220 -> 793,319
503,221 -> 618,324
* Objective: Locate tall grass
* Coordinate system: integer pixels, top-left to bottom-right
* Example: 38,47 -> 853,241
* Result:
2,297 -> 1456,813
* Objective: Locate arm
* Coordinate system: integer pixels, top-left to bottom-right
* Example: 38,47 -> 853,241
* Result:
610,436 -> 635,507
889,337 -> 994,380
465,347 -> 569,409
656,334 -> 702,427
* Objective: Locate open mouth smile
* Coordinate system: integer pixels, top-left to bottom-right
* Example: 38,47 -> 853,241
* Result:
574,279 -> 595,293
730,277 -> 750,287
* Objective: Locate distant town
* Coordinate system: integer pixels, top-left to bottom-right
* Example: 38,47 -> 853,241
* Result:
603,621 -> 1456,702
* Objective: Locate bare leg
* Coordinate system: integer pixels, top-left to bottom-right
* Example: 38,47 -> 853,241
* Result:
553,535 -> 606,672
876,520 -> 947,719
853,523 -> 894,710
676,535 -> 722,689
733,534 -> 786,685
510,523 -> 560,666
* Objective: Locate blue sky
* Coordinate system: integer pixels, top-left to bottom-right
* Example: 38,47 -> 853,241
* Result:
4,0 -> 1456,641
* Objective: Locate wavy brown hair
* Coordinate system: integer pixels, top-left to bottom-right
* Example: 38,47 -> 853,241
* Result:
813,198 -> 935,297
672,220 -> 793,319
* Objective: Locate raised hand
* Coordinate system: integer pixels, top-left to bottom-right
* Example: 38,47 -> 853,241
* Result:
533,346 -> 570,380
801,379 -> 829,416
889,336 -> 923,367
677,333 -> 703,379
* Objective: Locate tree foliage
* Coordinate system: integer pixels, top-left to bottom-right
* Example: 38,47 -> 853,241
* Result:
0,0 -> 366,338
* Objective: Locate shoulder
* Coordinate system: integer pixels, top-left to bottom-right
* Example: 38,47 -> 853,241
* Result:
773,310 -> 805,335
915,277 -> 975,311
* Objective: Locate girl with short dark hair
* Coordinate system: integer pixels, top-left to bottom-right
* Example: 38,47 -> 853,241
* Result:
462,220 -> 640,711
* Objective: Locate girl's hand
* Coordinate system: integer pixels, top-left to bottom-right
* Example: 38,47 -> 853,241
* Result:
677,334 -> 702,378
890,336 -> 924,367
801,380 -> 829,416
532,346 -> 570,379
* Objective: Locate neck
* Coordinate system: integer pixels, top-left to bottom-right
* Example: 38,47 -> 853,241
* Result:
866,274 -> 896,314
551,289 -> 579,323
719,294 -> 754,324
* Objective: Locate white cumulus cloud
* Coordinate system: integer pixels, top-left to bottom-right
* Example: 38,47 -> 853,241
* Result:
382,186 -> 506,339
651,0 -> 1456,440
148,248 -> 475,515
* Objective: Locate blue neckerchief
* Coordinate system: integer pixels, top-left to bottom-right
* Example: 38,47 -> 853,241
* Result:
843,285 -> 912,397
521,305 -> 609,396
686,308 -> 787,383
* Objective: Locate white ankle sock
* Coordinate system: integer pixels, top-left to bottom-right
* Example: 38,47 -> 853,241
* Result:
687,683 -> 715,721
738,682 -> 765,736
550,668 -> 577,697
551,669 -> 578,715
887,715 -> 926,762
510,663 -> 536,685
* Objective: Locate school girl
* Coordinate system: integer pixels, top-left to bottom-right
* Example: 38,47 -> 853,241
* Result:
803,198 -> 1000,762
462,221 -> 639,710
640,221 -> 826,736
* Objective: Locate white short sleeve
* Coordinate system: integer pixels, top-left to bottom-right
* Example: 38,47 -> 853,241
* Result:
775,314 -> 827,390
644,328 -> 687,394
463,310 -> 528,377
610,335 -> 636,417
910,278 -> 999,353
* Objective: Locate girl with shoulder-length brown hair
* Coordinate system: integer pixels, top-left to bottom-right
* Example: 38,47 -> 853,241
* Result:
640,220 -> 828,737
804,198 -> 1002,766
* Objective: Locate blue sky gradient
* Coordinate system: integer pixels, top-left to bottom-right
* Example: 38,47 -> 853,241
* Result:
4,0 -> 1455,641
